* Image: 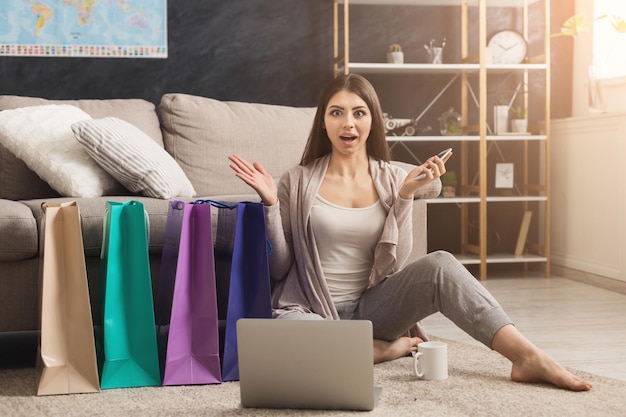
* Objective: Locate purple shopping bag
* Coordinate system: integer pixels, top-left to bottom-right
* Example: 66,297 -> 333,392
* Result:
215,201 -> 272,382
156,200 -> 221,386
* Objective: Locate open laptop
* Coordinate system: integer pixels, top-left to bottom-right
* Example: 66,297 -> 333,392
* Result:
236,318 -> 380,411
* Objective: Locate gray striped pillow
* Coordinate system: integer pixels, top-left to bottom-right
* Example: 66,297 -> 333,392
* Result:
72,117 -> 196,199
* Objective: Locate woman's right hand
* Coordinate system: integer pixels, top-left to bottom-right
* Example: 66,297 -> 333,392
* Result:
228,155 -> 278,206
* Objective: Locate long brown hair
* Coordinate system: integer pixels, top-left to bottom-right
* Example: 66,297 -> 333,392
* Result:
299,74 -> 390,166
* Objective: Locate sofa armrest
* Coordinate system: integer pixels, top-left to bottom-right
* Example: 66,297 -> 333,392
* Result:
413,178 -> 441,200
0,199 -> 37,262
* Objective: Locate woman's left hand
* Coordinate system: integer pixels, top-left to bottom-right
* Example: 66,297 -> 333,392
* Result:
398,154 -> 449,199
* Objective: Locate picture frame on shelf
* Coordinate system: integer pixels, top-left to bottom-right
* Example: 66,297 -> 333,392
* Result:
495,163 -> 514,189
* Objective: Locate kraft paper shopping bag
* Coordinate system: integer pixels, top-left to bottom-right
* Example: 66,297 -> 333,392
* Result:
37,201 -> 100,395
98,200 -> 160,389
156,200 -> 222,386
215,201 -> 272,382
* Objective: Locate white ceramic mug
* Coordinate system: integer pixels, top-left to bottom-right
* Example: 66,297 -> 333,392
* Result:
412,341 -> 448,381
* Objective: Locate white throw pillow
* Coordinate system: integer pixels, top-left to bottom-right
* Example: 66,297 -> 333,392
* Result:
72,117 -> 196,199
0,104 -> 122,197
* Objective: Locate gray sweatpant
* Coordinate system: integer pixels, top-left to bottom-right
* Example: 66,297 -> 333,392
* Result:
280,251 -> 512,349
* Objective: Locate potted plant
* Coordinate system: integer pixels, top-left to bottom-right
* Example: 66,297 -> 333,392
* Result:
509,106 -> 528,133
440,171 -> 457,198
438,107 -> 462,136
552,14 -> 626,112
387,44 -> 404,64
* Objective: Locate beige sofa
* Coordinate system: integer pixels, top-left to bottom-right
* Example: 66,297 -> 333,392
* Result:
0,93 -> 440,344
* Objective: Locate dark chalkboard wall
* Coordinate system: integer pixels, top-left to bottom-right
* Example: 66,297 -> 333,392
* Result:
0,1 -> 334,107
0,1 -> 572,113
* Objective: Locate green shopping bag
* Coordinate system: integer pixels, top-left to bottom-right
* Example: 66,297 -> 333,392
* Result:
97,200 -> 161,389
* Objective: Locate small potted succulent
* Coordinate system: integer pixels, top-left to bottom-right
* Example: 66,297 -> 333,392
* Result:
387,44 -> 404,64
440,171 -> 457,198
509,106 -> 528,133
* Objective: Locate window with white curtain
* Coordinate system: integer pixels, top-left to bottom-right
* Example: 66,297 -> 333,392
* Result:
554,0 -> 626,115
592,1 -> 626,79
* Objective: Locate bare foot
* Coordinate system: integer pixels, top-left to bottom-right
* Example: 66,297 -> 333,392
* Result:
510,350 -> 592,391
492,324 -> 592,391
373,337 -> 423,364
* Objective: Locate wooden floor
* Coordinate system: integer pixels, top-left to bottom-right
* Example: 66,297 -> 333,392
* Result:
421,274 -> 626,381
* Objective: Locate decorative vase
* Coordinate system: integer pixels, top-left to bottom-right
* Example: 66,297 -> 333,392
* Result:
588,65 -> 606,113
386,51 -> 404,64
428,47 -> 443,64
493,105 -> 509,134
510,119 -> 528,133
438,107 -> 462,136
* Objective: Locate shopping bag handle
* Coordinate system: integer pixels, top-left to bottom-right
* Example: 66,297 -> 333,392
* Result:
101,201 -> 150,259
171,200 -> 185,210
171,200 -> 237,210
193,199 -> 238,210
193,199 -> 272,255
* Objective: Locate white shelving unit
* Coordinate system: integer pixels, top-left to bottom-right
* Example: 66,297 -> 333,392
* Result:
333,0 -> 551,279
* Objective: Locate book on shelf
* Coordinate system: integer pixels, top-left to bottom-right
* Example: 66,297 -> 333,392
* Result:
514,211 -> 533,256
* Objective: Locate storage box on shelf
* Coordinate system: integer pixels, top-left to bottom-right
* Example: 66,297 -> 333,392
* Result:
333,0 -> 550,279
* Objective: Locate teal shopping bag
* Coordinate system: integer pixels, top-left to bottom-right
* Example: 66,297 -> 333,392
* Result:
98,200 -> 161,389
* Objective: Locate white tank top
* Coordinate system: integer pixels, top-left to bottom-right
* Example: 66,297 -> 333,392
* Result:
311,194 -> 386,303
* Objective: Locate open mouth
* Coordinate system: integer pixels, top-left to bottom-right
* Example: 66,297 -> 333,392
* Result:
340,134 -> 357,142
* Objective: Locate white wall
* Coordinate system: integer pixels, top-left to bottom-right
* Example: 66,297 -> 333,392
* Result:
552,1 -> 626,282
550,114 -> 626,282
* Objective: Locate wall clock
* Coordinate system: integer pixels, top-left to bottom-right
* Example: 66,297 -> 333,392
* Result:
487,30 -> 527,64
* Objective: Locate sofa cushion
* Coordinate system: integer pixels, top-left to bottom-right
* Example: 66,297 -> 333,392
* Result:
0,143 -> 59,200
159,93 -> 316,197
0,200 -> 38,262
72,117 -> 196,199
0,95 -> 162,201
0,104 -> 124,198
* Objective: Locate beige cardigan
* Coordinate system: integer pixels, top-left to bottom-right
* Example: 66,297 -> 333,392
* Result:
264,154 -> 427,340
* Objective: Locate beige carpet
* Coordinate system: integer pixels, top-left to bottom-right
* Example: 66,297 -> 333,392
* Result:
1,338 -> 624,417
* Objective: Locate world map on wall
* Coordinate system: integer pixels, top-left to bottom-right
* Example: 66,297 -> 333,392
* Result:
0,0 -> 167,58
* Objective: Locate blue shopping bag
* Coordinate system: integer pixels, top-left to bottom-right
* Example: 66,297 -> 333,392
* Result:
213,201 -> 272,382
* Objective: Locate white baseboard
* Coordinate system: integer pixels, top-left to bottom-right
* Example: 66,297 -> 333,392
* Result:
551,263 -> 626,296
551,254 -> 624,282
